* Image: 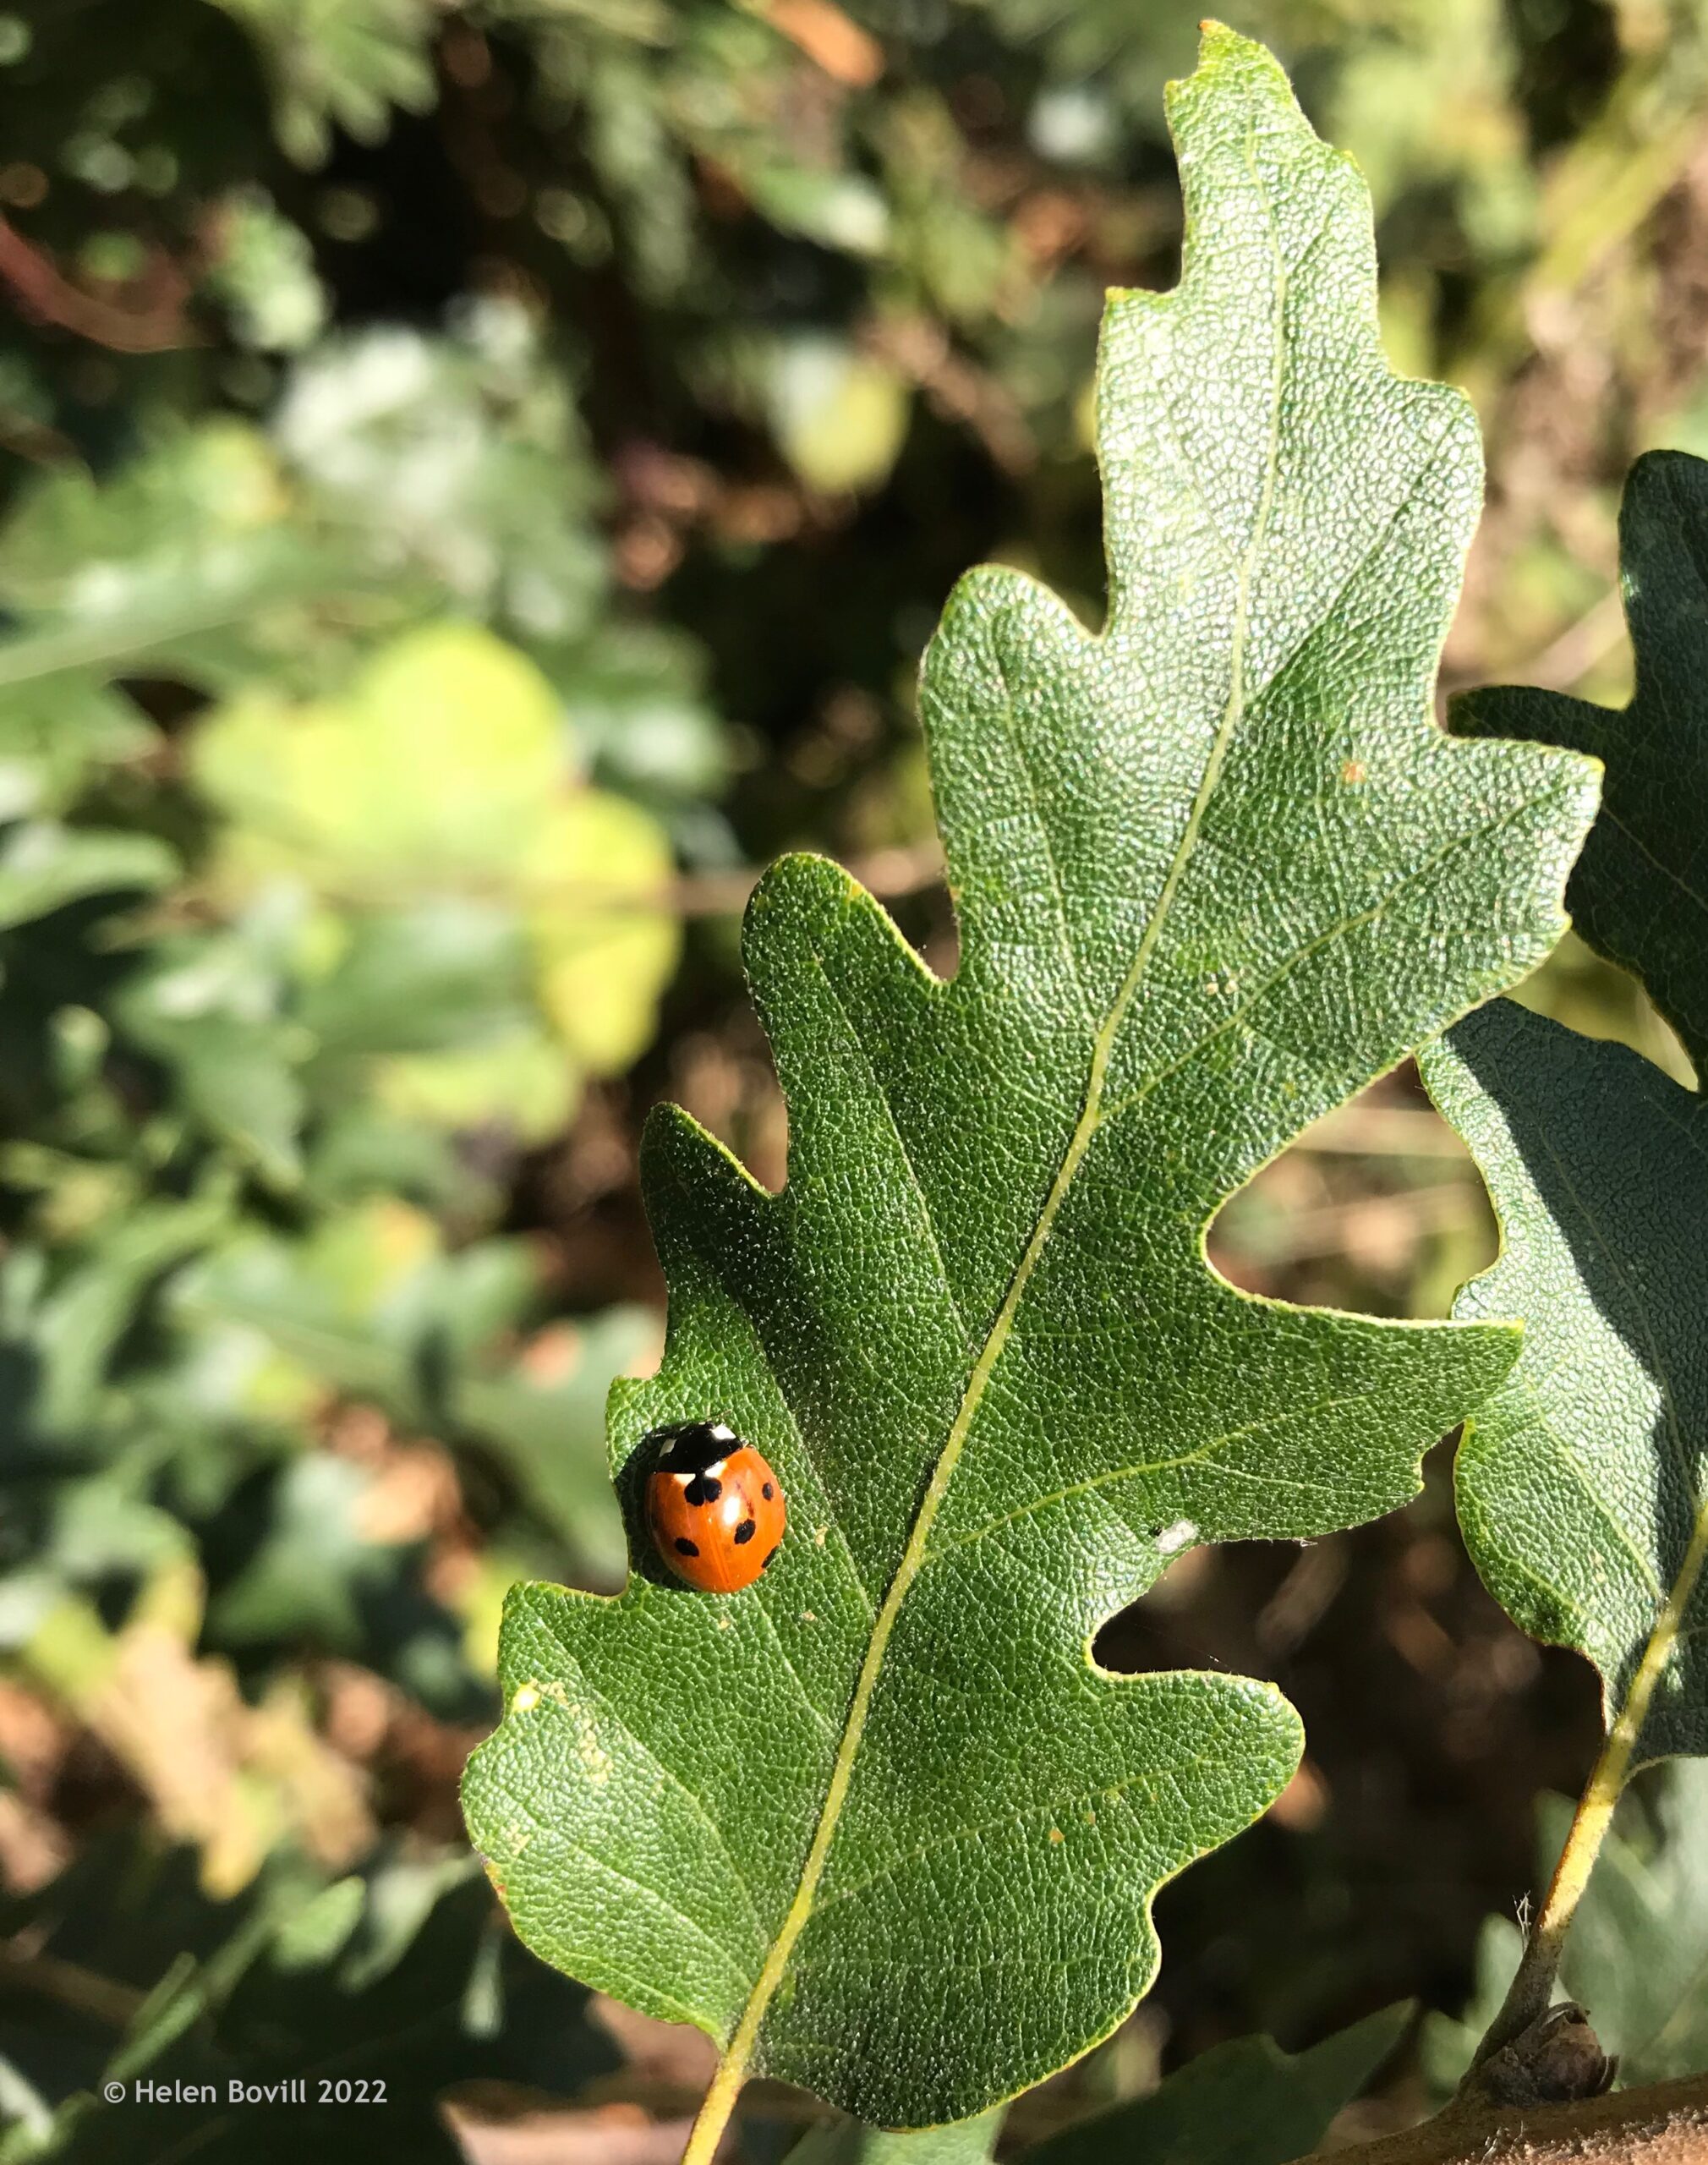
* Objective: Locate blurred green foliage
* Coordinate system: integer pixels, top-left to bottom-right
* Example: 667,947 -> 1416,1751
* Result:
0,0 -> 1705,2154
1423,1761 -> 1708,2096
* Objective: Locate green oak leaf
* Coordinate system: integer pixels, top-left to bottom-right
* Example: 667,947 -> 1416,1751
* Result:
1451,451 -> 1708,1080
786,2107 -> 1003,2165
0,420 -> 356,810
1018,2003 -> 1410,2165
1423,1763 -> 1708,2096
1421,449 -> 1708,1766
1549,1762 -> 1708,2084
463,25 -> 1597,2131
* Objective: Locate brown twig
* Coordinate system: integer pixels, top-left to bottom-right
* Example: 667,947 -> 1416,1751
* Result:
129,840 -> 950,938
1289,1104 -> 1470,1156
1292,2066 -> 1708,2165
0,1935 -> 148,2029
1519,584 -> 1631,692
762,0 -> 884,87
659,840 -> 945,918
863,315 -> 1037,475
0,211 -> 197,353
1439,584 -> 1629,699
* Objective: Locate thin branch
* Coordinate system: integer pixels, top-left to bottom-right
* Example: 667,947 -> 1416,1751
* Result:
1291,1105 -> 1470,1157
132,839 -> 950,935
1521,585 -> 1630,693
1295,2066 -> 1708,2165
654,839 -> 945,918
0,213 -> 197,354
0,1935 -> 148,2028
1470,1488 -> 1708,2068
1439,584 -> 1628,699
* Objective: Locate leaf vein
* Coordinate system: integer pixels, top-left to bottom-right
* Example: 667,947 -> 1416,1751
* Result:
803,1751 -> 1215,1925
987,670 -> 1096,1033
504,1784 -> 764,1994
529,1656 -> 773,1951
924,1389 -> 1371,1561
808,941 -> 968,1345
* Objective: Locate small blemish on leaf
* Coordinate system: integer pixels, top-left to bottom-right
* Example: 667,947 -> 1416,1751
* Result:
1048,1828 -> 1064,1844
569,1705 -> 612,1784
1341,758 -> 1366,784
512,1682 -> 540,1713
1156,1518 -> 1198,1554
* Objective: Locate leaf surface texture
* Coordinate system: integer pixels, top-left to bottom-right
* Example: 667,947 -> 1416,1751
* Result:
464,28 -> 1597,2125
1423,450 -> 1708,1764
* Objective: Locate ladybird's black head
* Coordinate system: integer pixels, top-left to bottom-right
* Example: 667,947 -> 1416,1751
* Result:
649,1420 -> 740,1476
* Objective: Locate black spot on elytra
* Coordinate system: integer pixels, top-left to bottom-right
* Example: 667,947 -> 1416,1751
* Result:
684,1473 -> 722,1507
762,1482 -> 775,1500
761,1543 -> 780,1570
733,1518 -> 757,1546
673,1537 -> 699,1558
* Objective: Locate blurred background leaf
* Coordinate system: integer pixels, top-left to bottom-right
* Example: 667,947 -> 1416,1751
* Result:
1422,1760 -> 1708,2098
1016,2004 -> 1410,2165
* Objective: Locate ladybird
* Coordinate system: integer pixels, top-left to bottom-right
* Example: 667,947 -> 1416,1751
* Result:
645,1421 -> 786,1593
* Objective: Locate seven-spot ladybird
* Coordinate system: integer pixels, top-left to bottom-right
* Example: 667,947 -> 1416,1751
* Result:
645,1421 -> 786,1592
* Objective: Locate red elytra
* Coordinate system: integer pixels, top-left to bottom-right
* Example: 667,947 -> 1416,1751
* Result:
645,1421 -> 786,1593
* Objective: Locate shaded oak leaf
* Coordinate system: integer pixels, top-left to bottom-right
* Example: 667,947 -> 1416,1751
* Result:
1422,450 -> 1708,1768
1017,2003 -> 1410,2165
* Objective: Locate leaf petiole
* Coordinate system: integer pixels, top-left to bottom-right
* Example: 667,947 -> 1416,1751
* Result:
1470,1492 -> 1708,2070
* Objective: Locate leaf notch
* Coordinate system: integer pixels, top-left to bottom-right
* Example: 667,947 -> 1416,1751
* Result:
464,25 -> 1599,2143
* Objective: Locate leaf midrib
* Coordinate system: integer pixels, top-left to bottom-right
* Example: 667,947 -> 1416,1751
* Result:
685,134 -> 1294,2136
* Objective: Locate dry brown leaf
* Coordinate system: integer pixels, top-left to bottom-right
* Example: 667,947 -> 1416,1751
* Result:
588,1996 -> 720,2089
76,1584 -> 372,1894
446,2102 -> 704,2165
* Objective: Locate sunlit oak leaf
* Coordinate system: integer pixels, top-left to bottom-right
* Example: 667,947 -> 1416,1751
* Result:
465,26 -> 1597,2130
